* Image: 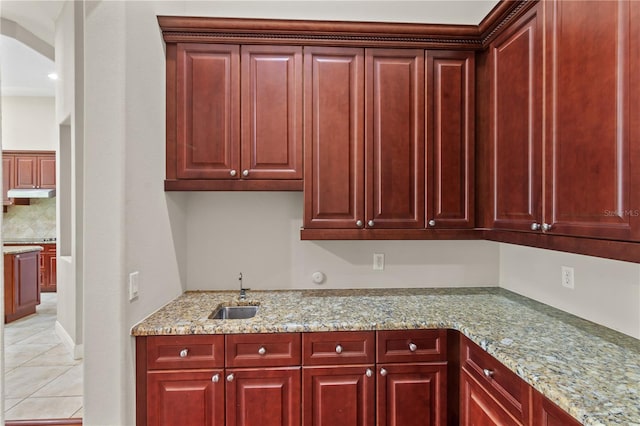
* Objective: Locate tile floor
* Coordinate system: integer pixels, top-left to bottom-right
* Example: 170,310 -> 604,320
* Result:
4,293 -> 83,420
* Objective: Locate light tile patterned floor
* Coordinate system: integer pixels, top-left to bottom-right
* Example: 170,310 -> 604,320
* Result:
4,293 -> 83,420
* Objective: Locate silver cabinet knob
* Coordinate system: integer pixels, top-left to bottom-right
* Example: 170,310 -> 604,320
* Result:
230,170 -> 237,177
531,223 -> 541,231
226,373 -> 235,382
380,368 -> 387,376
242,169 -> 249,177
408,342 -> 417,352
483,369 -> 494,378
367,220 -> 375,227
356,220 -> 363,228
428,219 -> 436,227
212,374 -> 220,383
179,349 -> 189,358
335,344 -> 343,354
15,255 -> 20,259
365,368 -> 373,378
542,223 -> 553,232
258,346 -> 266,355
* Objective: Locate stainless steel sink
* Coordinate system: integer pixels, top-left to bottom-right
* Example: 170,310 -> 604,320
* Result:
209,305 -> 259,320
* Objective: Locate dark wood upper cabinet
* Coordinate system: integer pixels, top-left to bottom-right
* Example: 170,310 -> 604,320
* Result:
6,152 -> 56,190
241,45 -> 302,180
366,49 -> 425,230
427,50 -> 475,229
3,156 -> 14,205
303,47 -> 365,230
488,5 -> 543,232
544,0 -> 636,240
175,43 -> 240,180
169,43 -> 302,190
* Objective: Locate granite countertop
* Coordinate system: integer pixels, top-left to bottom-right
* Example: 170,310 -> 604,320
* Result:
3,245 -> 44,255
131,287 -> 640,425
4,238 -> 56,244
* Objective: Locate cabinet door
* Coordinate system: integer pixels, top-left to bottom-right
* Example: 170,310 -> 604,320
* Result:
3,155 -> 14,203
14,155 -> 38,189
303,366 -> 375,426
544,0 -> 633,239
426,51 -> 474,229
241,45 -> 302,180
225,367 -> 301,426
38,155 -> 56,188
15,251 -> 40,309
147,369 -> 224,426
365,49 -> 425,229
376,363 -> 446,426
489,6 -> 543,232
176,43 -> 240,179
303,47 -> 365,229
532,390 -> 581,426
460,369 -> 523,426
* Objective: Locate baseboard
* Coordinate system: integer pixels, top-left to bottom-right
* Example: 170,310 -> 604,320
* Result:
55,321 -> 84,360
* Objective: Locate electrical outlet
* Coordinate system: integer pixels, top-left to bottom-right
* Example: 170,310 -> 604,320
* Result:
373,253 -> 385,271
129,271 -> 140,301
561,266 -> 574,289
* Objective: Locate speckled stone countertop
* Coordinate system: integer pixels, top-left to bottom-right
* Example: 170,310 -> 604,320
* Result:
3,245 -> 43,255
131,287 -> 640,425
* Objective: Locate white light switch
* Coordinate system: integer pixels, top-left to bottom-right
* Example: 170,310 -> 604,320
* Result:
129,271 -> 140,301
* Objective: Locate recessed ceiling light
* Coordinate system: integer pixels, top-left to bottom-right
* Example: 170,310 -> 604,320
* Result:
47,72 -> 58,80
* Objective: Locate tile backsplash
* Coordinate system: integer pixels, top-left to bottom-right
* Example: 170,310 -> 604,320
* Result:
2,198 -> 56,240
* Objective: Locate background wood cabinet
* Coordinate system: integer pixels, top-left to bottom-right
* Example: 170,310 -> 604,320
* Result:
40,244 -> 57,292
3,155 -> 14,205
4,250 -> 41,323
14,154 -> 56,189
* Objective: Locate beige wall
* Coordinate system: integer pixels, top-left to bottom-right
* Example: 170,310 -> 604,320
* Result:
500,243 -> 640,339
1,96 -> 56,151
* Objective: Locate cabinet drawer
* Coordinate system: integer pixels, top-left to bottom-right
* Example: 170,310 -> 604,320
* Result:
226,333 -> 301,367
303,331 -> 375,365
377,329 -> 447,363
146,335 -> 224,370
461,336 -> 530,423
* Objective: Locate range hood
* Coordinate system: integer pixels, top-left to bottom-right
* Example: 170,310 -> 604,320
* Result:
7,188 -> 56,198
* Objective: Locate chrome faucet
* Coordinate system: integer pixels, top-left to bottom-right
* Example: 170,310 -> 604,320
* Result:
238,272 -> 250,300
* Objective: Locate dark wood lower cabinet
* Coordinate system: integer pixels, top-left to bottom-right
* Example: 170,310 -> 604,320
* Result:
532,390 -> 581,426
377,363 -> 447,426
460,369 -> 524,426
4,250 -> 41,323
226,367 -> 301,426
146,369 -> 224,426
303,365 -> 375,426
136,331 -> 580,426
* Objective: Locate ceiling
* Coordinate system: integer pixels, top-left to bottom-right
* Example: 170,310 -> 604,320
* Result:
0,1 -> 499,98
0,0 -> 63,97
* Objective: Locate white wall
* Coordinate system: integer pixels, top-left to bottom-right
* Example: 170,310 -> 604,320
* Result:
186,192 -> 498,290
500,243 -> 640,339
1,96 -> 56,150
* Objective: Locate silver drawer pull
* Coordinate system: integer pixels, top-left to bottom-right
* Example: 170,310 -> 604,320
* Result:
380,368 -> 387,376
258,346 -> 266,355
335,344 -> 343,354
483,369 -> 494,378
227,373 -> 235,382
366,368 -> 373,377
408,342 -> 417,352
212,374 -> 220,383
179,349 -> 189,358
